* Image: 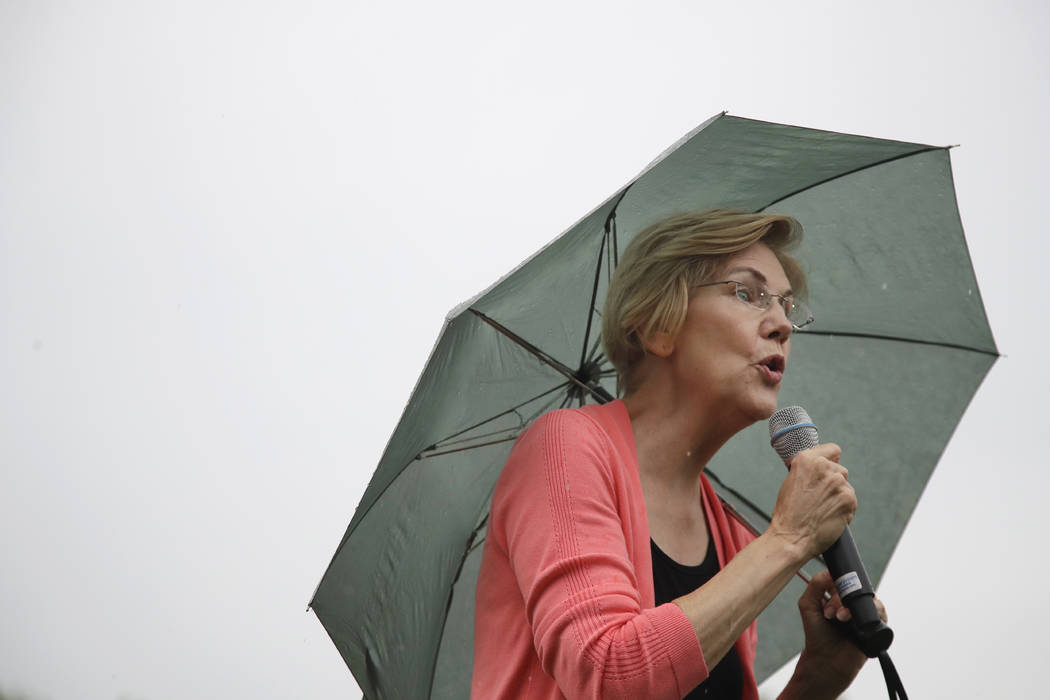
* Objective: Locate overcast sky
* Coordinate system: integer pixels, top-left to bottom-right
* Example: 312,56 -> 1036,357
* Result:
2,1 -> 1046,699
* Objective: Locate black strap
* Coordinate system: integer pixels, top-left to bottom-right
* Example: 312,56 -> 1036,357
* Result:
877,651 -> 909,700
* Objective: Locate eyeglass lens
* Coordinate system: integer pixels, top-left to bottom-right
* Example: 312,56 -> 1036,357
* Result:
734,281 -> 805,325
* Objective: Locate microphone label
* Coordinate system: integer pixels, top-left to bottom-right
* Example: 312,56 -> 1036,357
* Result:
834,571 -> 863,598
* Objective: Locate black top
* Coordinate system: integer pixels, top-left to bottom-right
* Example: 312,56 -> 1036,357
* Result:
651,536 -> 743,700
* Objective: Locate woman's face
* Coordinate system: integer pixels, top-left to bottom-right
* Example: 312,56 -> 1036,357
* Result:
665,242 -> 795,423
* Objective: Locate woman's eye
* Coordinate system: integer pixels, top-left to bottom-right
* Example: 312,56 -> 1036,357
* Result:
734,285 -> 753,303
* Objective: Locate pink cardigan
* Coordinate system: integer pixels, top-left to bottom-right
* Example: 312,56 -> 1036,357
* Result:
472,400 -> 759,699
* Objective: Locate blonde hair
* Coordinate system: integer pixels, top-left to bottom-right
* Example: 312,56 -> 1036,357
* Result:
601,208 -> 806,393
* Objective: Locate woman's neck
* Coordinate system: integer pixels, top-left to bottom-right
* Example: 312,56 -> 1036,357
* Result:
622,377 -> 747,489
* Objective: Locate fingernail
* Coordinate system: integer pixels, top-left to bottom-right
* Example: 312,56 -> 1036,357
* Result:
823,606 -> 834,620
836,608 -> 850,622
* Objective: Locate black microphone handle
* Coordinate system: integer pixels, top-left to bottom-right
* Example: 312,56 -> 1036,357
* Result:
821,523 -> 893,658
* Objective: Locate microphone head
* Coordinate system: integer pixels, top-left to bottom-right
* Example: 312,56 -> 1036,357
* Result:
769,406 -> 820,465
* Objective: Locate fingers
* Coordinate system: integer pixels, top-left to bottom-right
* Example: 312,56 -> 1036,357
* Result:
772,442 -> 857,557
797,448 -> 856,515
874,596 -> 888,623
789,443 -> 849,483
802,571 -> 890,626
824,601 -> 851,623
821,582 -> 844,620
799,570 -> 834,614
799,442 -> 842,464
824,594 -> 889,625
803,571 -> 853,623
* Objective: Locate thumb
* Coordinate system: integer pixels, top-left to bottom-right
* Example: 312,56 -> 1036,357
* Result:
799,569 -> 834,615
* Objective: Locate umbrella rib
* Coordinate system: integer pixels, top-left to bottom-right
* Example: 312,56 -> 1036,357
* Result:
578,223 -> 608,369
704,467 -> 774,527
604,185 -> 633,237
313,385 -> 570,599
428,512 -> 490,699
423,382 -> 578,457
427,381 -> 572,448
420,435 -> 521,459
577,207 -> 620,370
797,329 -> 1000,356
716,496 -> 814,586
586,336 -> 604,366
757,146 -> 946,211
435,427 -> 523,449
470,309 -> 615,403
706,470 -> 818,585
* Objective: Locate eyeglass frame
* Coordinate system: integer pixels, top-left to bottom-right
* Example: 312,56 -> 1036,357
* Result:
694,279 -> 814,329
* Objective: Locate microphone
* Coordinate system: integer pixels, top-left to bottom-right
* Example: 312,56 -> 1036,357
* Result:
768,406 -> 894,658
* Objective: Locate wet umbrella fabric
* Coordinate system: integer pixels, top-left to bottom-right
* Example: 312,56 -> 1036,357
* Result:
309,114 -> 998,699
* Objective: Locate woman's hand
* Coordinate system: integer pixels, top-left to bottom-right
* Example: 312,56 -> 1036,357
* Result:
768,443 -> 857,563
779,570 -> 889,699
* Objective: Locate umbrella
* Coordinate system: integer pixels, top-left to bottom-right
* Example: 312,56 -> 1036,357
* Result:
309,113 -> 999,698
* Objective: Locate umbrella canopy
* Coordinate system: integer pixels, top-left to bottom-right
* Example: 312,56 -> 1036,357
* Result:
310,113 -> 998,699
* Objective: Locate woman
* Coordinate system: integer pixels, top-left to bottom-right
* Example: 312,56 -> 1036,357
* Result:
472,209 -> 883,699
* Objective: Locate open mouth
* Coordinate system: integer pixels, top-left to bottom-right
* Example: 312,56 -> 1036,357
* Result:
757,356 -> 786,384
760,355 -> 785,373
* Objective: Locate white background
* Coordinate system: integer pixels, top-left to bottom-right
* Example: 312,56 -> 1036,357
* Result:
2,1 -> 1045,698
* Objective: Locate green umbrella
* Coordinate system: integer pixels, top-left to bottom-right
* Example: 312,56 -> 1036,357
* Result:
309,113 -> 998,698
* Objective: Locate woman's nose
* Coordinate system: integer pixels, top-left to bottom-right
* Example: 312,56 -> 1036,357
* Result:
765,303 -> 794,340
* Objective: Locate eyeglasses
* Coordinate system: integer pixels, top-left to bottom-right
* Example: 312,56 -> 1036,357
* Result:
695,280 -> 814,329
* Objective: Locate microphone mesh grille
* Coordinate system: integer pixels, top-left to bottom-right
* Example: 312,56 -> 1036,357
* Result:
768,406 -> 820,465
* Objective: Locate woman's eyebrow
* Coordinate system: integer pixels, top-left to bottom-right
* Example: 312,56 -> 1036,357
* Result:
724,266 -> 793,296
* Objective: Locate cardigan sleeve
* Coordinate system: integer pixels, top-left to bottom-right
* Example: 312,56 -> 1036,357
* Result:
490,409 -> 709,699
727,516 -> 760,665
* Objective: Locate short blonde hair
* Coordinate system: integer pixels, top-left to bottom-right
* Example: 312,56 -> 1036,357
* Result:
601,208 -> 806,393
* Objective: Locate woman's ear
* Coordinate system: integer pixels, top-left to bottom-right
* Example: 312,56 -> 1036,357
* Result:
641,330 -> 675,358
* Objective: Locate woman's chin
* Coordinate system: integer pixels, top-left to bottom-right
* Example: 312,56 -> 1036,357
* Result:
744,394 -> 780,422
749,406 -> 777,424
